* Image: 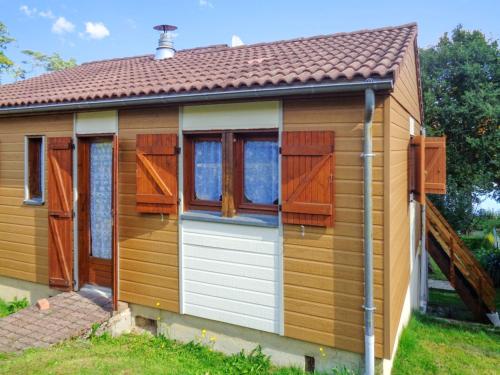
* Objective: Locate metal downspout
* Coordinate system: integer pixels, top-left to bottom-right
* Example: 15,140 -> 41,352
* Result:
363,88 -> 375,375
419,127 -> 428,313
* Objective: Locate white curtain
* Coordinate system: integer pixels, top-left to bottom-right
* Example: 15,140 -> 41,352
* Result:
244,141 -> 279,204
194,141 -> 222,201
90,142 -> 112,259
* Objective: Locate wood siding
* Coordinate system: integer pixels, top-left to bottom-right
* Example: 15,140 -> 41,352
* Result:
0,114 -> 73,284
392,39 -> 421,124
282,96 -> 385,358
118,107 -> 180,312
384,96 -> 421,358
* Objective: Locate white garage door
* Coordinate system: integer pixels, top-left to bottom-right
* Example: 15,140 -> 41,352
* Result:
181,219 -> 281,334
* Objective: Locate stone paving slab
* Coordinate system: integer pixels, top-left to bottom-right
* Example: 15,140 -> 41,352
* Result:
429,279 -> 455,291
0,290 -> 112,353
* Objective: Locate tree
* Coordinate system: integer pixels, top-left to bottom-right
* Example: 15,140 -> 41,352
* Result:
17,50 -> 77,79
0,21 -> 15,82
420,25 -> 500,232
0,21 -> 76,82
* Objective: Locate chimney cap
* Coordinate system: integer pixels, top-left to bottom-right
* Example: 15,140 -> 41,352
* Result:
154,24 -> 177,33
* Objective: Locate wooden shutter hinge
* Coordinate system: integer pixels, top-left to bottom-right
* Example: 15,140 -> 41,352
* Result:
278,204 -> 282,212
279,147 -> 282,155
175,146 -> 181,154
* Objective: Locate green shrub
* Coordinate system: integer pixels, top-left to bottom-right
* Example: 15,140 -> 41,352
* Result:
0,297 -> 29,317
476,247 -> 500,287
462,236 -> 490,251
223,346 -> 271,374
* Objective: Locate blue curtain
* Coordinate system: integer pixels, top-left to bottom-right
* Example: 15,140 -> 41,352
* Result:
244,141 -> 279,204
194,141 -> 222,201
90,142 -> 112,259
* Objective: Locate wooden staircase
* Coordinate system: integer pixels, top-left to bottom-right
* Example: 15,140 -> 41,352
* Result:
426,197 -> 497,323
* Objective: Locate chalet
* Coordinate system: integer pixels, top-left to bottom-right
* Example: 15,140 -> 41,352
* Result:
0,23 -> 495,374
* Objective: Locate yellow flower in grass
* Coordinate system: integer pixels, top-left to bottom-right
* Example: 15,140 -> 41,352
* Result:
209,336 -> 216,342
156,302 -> 161,307
319,347 -> 326,357
201,329 -> 207,337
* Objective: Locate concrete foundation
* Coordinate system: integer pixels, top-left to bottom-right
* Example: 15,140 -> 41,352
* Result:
0,275 -> 59,304
125,302 -> 366,373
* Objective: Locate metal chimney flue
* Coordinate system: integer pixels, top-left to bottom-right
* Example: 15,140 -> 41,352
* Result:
154,24 -> 177,60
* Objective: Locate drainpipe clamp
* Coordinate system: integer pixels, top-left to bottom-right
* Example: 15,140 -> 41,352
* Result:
360,153 -> 376,158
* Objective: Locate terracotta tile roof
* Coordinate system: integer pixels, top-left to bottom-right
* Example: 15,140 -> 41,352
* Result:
0,23 -> 417,108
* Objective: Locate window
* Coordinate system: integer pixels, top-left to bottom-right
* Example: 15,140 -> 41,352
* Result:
24,136 -> 45,204
184,131 -> 278,216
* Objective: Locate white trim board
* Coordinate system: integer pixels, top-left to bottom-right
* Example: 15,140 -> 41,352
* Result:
182,101 -> 279,130
75,110 -> 118,134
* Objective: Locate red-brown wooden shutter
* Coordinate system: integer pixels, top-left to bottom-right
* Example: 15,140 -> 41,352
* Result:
47,137 -> 74,291
136,134 -> 178,214
282,131 -> 335,227
425,136 -> 446,194
410,135 -> 426,203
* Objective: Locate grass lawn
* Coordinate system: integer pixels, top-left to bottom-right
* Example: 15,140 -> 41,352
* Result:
0,333 -> 355,375
428,258 -> 447,281
392,313 -> 500,375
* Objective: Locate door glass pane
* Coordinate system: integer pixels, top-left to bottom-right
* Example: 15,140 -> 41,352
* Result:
194,141 -> 222,201
244,140 -> 279,204
90,141 -> 113,259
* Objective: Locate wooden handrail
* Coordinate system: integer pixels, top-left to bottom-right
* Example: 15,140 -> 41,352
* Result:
426,197 -> 496,312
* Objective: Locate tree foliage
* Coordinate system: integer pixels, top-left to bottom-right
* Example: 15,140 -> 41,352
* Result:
420,25 -> 500,231
0,21 -> 15,82
0,21 -> 76,82
16,50 -> 77,79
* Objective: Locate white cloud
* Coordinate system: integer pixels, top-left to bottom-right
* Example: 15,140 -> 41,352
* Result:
52,17 -> 75,34
84,22 -> 110,40
20,5 -> 37,16
20,5 -> 55,19
231,35 -> 244,47
39,10 -> 55,19
199,0 -> 214,8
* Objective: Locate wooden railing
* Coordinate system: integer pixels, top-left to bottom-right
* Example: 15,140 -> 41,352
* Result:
426,197 -> 496,313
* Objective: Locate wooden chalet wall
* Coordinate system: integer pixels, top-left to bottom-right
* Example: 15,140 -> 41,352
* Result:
282,95 -> 385,358
0,114 -> 73,283
384,36 -> 423,359
117,107 -> 179,312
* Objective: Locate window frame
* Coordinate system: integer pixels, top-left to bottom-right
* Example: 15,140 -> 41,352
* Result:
24,135 -> 45,205
234,132 -> 279,215
183,129 -> 279,216
183,132 -> 224,212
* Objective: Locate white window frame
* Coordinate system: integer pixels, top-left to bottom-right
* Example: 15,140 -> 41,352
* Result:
24,135 -> 45,205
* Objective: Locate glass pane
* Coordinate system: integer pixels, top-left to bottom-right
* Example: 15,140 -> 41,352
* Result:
244,140 -> 279,205
194,141 -> 222,201
90,141 -> 113,259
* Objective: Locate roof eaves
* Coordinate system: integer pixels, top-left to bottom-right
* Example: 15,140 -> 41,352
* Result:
0,78 -> 394,116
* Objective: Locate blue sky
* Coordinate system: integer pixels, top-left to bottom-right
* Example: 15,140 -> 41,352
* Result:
1,0 -> 499,72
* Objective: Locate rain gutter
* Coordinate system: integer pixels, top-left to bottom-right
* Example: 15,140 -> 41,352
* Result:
0,78 -> 393,115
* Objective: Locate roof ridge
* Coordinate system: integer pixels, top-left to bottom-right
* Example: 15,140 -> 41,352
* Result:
81,54 -> 153,66
226,22 -> 418,51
